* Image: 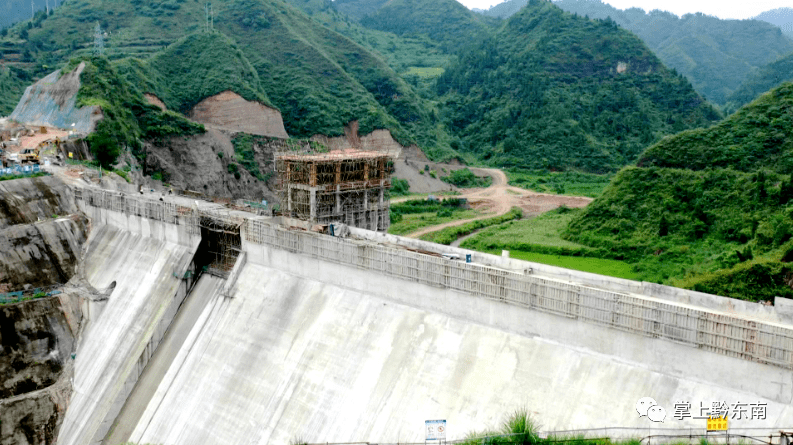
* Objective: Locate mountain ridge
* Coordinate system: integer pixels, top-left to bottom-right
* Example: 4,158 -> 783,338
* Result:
436,0 -> 720,173
474,0 -> 793,105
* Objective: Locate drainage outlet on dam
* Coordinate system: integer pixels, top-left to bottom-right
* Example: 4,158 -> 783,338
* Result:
196,216 -> 242,279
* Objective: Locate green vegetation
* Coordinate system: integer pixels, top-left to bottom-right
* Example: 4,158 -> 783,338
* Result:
443,168 -> 492,188
726,52 -> 793,113
565,82 -> 793,300
550,0 -> 793,105
419,207 -> 522,244
116,32 -> 273,113
438,0 -> 720,173
463,207 -> 604,257
459,409 -> 633,445
754,7 -> 793,40
510,251 -> 639,280
1,0 -> 461,160
390,178 -> 411,196
0,172 -> 49,181
461,207 -> 638,280
506,169 -> 613,198
0,65 -> 32,115
112,169 -> 131,183
388,198 -> 478,235
355,0 -> 495,52
283,0 -> 451,74
231,133 -> 272,182
638,82 -> 793,172
73,56 -> 204,168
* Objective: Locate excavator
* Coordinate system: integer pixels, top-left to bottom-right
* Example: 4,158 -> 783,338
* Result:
18,147 -> 40,165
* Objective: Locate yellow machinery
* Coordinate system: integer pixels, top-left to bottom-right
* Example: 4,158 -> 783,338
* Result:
18,147 -> 40,164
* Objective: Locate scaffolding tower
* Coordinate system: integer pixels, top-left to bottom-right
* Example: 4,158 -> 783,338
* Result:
275,148 -> 393,232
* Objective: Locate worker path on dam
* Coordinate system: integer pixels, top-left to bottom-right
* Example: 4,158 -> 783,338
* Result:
59,187 -> 793,445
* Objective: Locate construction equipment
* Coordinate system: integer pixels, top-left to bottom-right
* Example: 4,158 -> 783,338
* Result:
1,151 -> 17,168
18,147 -> 40,165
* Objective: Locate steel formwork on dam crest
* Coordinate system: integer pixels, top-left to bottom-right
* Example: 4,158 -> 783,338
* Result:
75,187 -> 793,371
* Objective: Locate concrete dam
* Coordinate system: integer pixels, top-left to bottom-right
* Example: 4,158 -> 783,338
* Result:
38,184 -> 793,445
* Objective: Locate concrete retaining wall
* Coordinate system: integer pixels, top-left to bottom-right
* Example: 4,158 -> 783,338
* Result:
58,203 -> 200,445
74,190 -> 793,372
349,228 -> 793,325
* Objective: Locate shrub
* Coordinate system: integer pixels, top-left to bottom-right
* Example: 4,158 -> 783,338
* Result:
391,178 -> 410,196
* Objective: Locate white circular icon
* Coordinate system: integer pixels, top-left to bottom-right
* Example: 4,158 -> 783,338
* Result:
636,397 -> 657,416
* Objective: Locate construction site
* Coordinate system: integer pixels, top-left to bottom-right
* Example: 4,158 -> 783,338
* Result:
2,167 -> 793,445
2,59 -> 793,445
276,148 -> 392,231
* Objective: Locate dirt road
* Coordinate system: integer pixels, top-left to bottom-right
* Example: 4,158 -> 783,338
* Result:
404,168 -> 593,239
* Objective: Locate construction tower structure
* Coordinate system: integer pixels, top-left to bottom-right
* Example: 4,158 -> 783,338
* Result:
275,148 -> 393,232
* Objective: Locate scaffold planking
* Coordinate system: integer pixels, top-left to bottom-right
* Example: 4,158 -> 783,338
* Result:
275,148 -> 393,232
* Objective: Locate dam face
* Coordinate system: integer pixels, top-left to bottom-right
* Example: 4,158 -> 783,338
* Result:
58,187 -> 793,445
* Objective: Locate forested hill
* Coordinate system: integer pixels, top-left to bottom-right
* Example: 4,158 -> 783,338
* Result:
475,0 -> 793,105
335,0 -> 495,51
0,0 -> 60,29
436,0 -> 720,173
726,52 -> 793,113
754,7 -> 793,39
566,82 -> 793,300
0,0 -> 450,155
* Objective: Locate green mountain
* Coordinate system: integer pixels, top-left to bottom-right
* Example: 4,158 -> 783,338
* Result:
0,0 -> 450,156
476,0 -> 528,18
282,0 -> 450,78
67,56 -> 205,167
476,0 -> 793,105
116,32 -> 272,113
0,0 -> 60,29
333,0 -> 390,21
337,0 -> 495,51
436,0 -> 720,173
725,52 -> 793,114
754,7 -> 793,39
566,82 -> 793,300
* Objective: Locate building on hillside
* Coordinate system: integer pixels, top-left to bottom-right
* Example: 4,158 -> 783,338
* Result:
275,150 -> 392,232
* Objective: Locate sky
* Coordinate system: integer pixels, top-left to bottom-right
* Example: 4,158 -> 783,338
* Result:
455,0 -> 792,20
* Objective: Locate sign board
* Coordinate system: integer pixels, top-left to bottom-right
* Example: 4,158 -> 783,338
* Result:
707,416 -> 728,431
425,420 -> 446,441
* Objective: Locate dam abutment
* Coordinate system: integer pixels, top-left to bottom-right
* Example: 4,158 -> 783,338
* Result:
58,187 -> 793,444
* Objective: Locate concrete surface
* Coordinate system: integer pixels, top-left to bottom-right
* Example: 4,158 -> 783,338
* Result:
55,191 -> 793,445
57,223 -> 198,445
129,261 -> 793,445
105,274 -> 225,445
349,227 -> 793,325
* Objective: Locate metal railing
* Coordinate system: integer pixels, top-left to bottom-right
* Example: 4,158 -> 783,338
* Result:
242,218 -> 793,369
0,284 -> 63,304
76,189 -> 793,370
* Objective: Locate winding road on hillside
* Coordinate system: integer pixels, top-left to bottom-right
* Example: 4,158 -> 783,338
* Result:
404,168 -> 593,239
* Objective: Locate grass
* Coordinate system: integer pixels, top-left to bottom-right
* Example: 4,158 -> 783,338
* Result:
419,207 -> 523,244
0,172 -> 49,181
506,169 -> 614,198
113,169 -> 131,183
462,208 -> 589,252
461,207 -> 639,280
388,209 -> 480,236
508,251 -> 640,280
404,66 -> 445,78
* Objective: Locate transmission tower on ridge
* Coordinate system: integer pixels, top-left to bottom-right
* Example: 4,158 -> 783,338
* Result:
92,22 -> 105,56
